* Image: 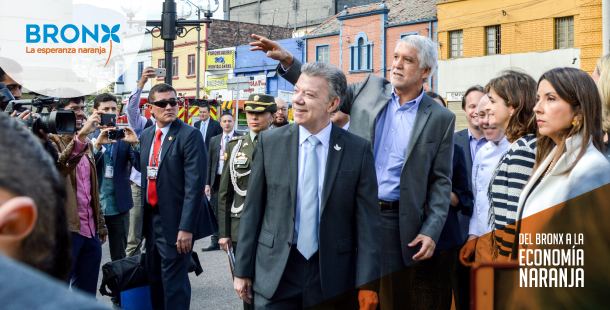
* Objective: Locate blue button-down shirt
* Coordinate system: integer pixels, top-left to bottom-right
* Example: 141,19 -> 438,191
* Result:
374,88 -> 424,201
468,129 -> 488,164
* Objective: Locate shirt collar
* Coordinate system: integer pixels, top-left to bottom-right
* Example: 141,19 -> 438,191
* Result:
391,87 -> 424,111
222,130 -> 235,139
468,128 -> 487,142
249,130 -> 258,142
155,124 -> 171,136
299,121 -> 332,148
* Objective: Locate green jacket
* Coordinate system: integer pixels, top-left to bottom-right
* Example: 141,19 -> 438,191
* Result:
217,133 -> 256,242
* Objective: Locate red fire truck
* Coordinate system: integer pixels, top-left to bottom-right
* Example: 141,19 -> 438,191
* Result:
117,97 -> 220,125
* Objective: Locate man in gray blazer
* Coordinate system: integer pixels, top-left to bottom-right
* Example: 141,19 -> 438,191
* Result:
233,62 -> 381,309
250,34 -> 455,308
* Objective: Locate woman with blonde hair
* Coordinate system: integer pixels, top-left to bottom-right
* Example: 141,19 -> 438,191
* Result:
592,54 -> 610,160
513,68 -> 610,252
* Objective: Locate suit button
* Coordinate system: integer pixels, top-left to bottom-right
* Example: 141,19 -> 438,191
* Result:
287,242 -> 291,248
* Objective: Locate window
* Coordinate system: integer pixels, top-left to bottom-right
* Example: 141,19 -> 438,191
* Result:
449,30 -> 463,58
137,61 -> 144,80
349,32 -> 373,72
400,32 -> 419,39
172,57 -> 179,77
555,16 -> 574,49
158,59 -> 165,69
188,55 -> 196,75
486,25 -> 501,55
316,44 -> 330,63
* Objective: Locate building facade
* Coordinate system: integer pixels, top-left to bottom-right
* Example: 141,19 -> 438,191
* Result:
437,0 -> 603,130
150,19 -> 292,99
303,0 -> 437,86
115,32 -> 152,101
222,0 -> 382,35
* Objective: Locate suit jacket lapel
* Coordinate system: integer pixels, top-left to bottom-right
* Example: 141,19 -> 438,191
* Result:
370,83 -> 393,147
321,124 -> 343,215
159,120 -> 181,168
286,125 -> 299,216
402,96 -> 432,170
460,130 -> 473,170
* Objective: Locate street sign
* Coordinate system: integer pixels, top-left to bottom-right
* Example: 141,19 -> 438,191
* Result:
446,92 -> 465,101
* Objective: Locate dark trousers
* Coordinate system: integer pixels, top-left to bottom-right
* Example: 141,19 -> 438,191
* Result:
210,174 -> 221,243
67,232 -> 102,296
105,211 -> 130,261
254,247 -> 325,309
453,249 -> 471,310
410,248 -> 457,310
379,210 -> 412,309
144,207 -> 191,310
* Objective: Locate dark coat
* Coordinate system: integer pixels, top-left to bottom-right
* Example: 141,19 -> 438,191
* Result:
194,118 -> 222,148
234,124 -> 382,300
92,130 -> 139,214
206,131 -> 244,189
453,128 -> 474,241
436,144 -> 473,252
135,119 -> 216,245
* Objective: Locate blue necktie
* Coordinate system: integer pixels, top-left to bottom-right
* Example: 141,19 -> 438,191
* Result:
298,135 -> 321,260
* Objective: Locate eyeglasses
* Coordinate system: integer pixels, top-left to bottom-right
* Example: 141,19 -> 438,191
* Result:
64,106 -> 86,113
151,98 -> 178,108
276,108 -> 288,113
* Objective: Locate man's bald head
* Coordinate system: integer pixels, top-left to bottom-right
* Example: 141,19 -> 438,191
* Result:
272,97 -> 289,127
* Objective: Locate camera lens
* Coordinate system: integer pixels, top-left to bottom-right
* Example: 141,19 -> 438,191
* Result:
34,110 -> 76,135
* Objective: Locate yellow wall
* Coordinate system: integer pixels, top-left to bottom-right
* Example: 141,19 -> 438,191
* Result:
437,0 -> 602,73
151,26 -> 208,97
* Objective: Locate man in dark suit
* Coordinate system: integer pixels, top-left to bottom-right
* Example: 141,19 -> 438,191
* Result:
90,93 -> 139,262
202,110 -> 242,252
233,62 -> 381,309
194,103 -> 222,148
133,83 -> 215,310
251,33 -> 455,308
452,85 -> 485,310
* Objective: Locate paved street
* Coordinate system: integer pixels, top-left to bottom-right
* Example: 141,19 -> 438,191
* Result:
96,236 -> 243,309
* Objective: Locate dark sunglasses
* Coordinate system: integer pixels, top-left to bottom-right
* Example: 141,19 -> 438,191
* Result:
151,98 -> 179,108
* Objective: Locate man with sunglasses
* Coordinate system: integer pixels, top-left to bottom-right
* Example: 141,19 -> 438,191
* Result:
49,97 -> 109,296
133,83 -> 215,310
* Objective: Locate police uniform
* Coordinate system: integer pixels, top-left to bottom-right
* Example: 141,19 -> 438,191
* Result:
217,94 -> 277,254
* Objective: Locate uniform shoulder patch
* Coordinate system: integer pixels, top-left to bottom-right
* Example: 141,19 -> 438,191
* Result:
231,136 -> 239,141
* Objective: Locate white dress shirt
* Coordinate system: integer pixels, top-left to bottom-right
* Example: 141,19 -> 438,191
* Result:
293,122 -> 332,244
217,130 -> 235,175
342,121 -> 350,131
469,137 -> 510,237
146,124 -> 171,203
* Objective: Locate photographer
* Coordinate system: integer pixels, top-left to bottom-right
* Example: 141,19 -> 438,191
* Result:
0,113 -> 109,309
90,94 -> 139,264
49,96 -> 108,296
0,59 -> 59,162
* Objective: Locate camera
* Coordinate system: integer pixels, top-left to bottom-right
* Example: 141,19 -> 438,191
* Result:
108,129 -> 125,141
1,83 -> 76,137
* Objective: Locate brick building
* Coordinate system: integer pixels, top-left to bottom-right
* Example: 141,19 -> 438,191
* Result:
302,0 -> 438,87
436,0 -> 603,130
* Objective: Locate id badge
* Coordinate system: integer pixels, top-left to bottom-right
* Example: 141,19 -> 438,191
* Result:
105,165 -> 114,178
147,166 -> 158,179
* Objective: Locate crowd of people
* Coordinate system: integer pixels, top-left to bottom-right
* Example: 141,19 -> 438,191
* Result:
0,31 -> 610,310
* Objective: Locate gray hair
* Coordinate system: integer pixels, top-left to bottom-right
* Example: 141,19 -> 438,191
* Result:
395,35 -> 438,83
300,62 -> 347,111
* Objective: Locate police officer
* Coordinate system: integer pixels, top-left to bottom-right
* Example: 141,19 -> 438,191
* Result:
217,93 -> 276,257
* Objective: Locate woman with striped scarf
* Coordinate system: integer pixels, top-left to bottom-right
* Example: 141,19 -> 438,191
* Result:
483,70 -> 538,261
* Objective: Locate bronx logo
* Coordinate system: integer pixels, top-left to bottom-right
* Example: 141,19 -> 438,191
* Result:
26,24 -> 121,44
26,24 -> 120,67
